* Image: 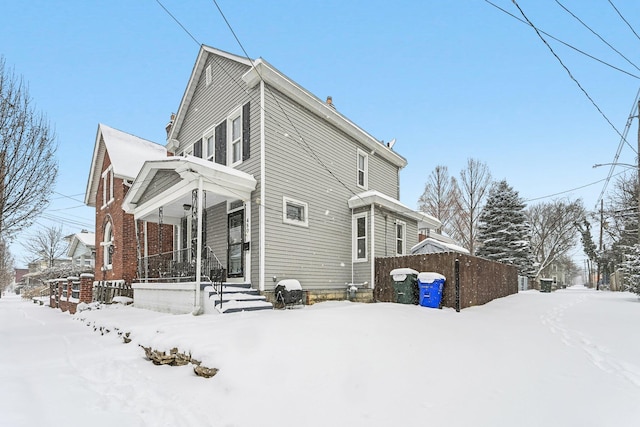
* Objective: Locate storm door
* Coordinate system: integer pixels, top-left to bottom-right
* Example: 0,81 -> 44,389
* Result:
227,209 -> 244,278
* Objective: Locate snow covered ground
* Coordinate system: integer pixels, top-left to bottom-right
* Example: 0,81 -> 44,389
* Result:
1,287 -> 639,427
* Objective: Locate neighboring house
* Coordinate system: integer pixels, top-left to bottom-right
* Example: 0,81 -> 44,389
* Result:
411,237 -> 470,255
65,230 -> 96,270
84,124 -> 170,289
114,45 -> 440,314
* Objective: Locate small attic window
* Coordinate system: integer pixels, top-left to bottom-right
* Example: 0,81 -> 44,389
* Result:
205,65 -> 212,86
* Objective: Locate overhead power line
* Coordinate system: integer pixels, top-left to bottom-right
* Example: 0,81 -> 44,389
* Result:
484,0 -> 640,80
553,0 -> 640,72
155,0 -> 200,46
608,0 -> 640,43
209,0 -> 366,200
525,170 -> 626,203
510,0 -> 636,155
594,89 -> 640,208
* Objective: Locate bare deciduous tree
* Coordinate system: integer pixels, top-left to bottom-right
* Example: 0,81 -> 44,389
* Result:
527,199 -> 585,280
0,242 -> 14,296
21,224 -> 67,268
450,158 -> 492,255
0,56 -> 58,240
417,165 -> 459,234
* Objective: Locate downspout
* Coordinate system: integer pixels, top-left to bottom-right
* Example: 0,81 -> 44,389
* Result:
370,204 -> 375,290
351,208 -> 354,286
193,176 -> 204,315
259,80 -> 266,292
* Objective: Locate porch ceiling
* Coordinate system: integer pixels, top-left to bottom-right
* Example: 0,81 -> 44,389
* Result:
122,156 -> 257,224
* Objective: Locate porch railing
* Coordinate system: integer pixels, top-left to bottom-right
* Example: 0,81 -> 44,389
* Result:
137,247 -> 224,284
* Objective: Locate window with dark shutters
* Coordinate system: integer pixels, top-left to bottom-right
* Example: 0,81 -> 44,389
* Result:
215,122 -> 226,165
193,139 -> 203,158
242,102 -> 250,161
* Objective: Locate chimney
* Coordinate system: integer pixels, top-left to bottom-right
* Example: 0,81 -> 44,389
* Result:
165,113 -> 176,137
326,96 -> 336,109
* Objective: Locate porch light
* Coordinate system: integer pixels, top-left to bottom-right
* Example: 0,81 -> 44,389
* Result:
183,204 -> 192,211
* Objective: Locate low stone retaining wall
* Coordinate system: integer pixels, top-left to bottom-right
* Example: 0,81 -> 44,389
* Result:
78,311 -> 218,378
264,288 -> 374,305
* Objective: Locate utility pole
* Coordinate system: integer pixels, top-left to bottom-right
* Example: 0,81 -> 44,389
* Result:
597,199 -> 603,290
637,100 -> 640,246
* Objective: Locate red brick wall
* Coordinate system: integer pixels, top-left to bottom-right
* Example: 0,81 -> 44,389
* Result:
79,274 -> 94,304
94,147 -> 173,285
58,280 -> 69,313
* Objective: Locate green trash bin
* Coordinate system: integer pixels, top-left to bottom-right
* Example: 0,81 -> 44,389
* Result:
540,278 -> 553,293
390,268 -> 419,304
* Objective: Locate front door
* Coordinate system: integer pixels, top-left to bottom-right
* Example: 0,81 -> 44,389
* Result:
227,210 -> 244,278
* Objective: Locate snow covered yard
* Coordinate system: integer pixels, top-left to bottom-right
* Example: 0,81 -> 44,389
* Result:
1,287 -> 640,427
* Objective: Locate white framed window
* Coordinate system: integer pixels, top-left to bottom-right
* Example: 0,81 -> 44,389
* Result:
101,222 -> 113,270
205,65 -> 212,86
229,108 -> 242,166
228,199 -> 244,213
396,220 -> 406,255
353,213 -> 368,262
101,166 -> 114,208
357,149 -> 368,189
205,132 -> 215,162
283,197 -> 308,227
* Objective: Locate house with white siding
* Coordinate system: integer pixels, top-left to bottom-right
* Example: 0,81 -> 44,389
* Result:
64,230 -> 96,270
113,45 -> 440,314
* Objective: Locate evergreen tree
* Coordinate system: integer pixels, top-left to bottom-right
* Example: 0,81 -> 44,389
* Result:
622,243 -> 640,296
476,180 -> 535,276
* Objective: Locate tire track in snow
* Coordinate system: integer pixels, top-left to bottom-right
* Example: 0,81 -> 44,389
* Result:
540,293 -> 640,388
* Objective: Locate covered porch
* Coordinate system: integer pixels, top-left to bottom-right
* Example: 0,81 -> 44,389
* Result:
122,156 -> 257,314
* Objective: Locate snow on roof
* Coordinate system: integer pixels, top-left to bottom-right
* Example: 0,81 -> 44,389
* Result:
66,231 -> 96,257
411,237 -> 470,255
99,124 -> 167,179
74,231 -> 95,247
348,190 -> 441,228
85,124 -> 168,207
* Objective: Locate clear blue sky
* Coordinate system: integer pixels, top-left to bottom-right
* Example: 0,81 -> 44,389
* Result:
2,0 -> 639,267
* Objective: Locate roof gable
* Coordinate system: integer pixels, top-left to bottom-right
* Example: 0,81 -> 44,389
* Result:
66,232 -> 96,257
85,124 -> 167,206
167,45 -> 253,150
167,45 -> 407,168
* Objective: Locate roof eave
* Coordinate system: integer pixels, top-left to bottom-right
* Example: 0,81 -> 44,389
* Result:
84,124 -> 106,207
348,191 -> 442,228
242,60 -> 407,169
167,45 -> 253,150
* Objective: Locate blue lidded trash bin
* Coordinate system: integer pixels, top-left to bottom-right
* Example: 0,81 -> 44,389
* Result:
417,272 -> 446,308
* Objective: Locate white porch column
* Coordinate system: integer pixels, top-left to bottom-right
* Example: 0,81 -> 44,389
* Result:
244,200 -> 251,285
370,204 -> 375,290
193,177 -> 204,315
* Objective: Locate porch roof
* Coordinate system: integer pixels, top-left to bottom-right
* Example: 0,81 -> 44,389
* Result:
122,156 -> 257,224
348,190 -> 441,229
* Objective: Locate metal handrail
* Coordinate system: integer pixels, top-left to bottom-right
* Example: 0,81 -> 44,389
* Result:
137,247 -> 225,285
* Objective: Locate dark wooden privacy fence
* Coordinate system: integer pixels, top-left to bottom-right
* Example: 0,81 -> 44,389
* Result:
375,253 -> 518,310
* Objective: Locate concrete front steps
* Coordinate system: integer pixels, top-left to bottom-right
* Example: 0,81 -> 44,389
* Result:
206,282 -> 273,314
